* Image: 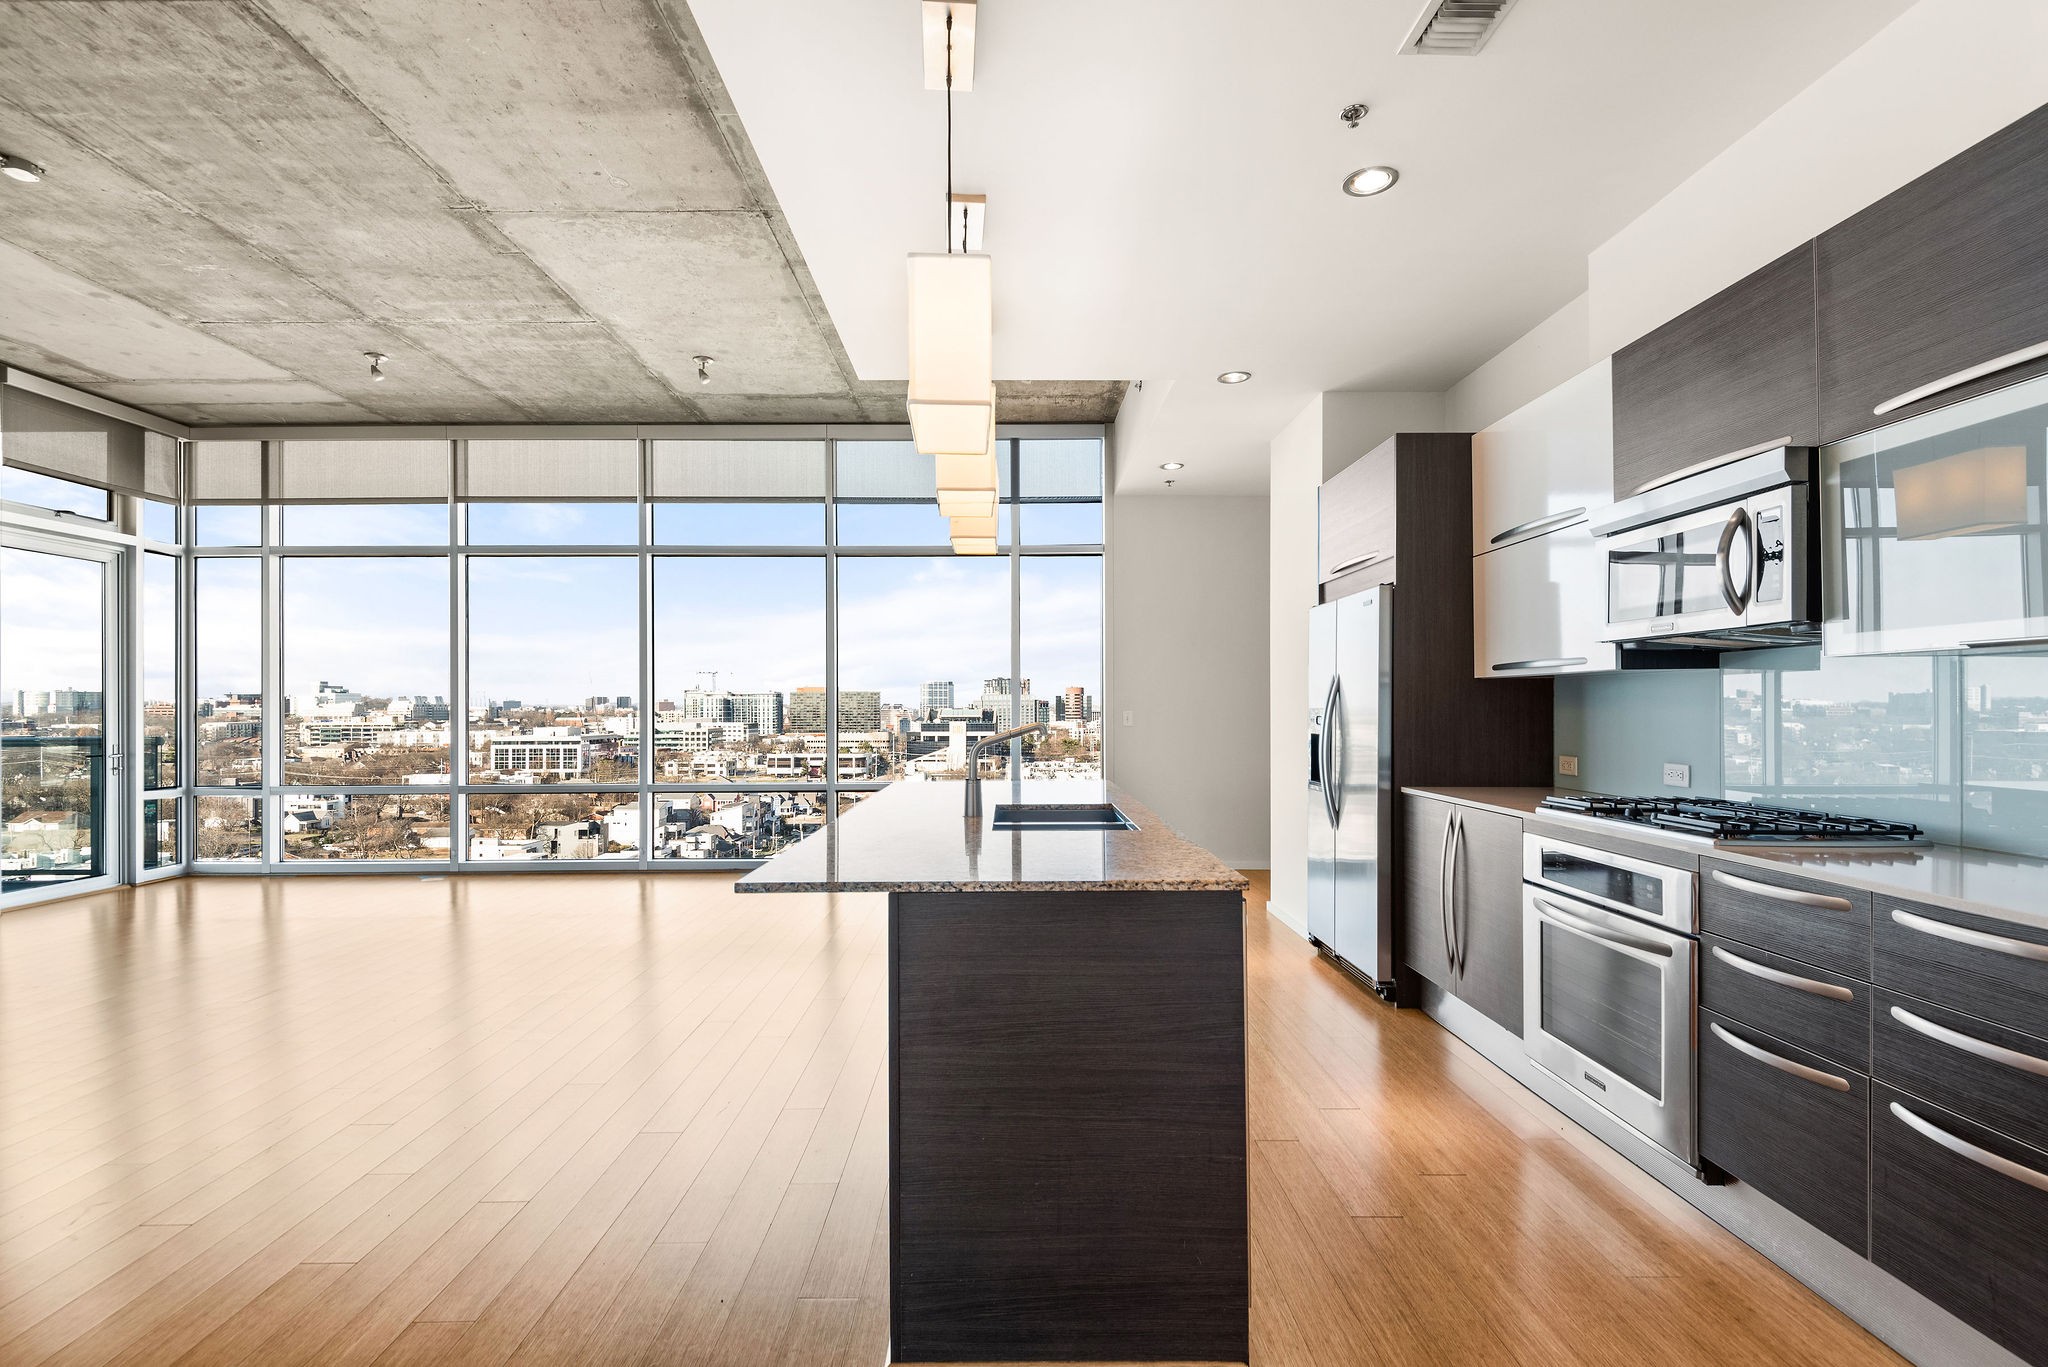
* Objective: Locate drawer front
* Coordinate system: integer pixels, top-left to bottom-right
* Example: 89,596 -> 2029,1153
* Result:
1874,896 -> 2048,1041
1699,1010 -> 1869,1254
1874,988 -> 2048,1157
1701,936 -> 1868,1072
1700,859 -> 1872,979
1872,1084 -> 2048,1366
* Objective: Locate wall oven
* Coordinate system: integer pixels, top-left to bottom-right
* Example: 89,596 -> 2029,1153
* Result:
1590,445 -> 1819,648
1522,833 -> 1700,1167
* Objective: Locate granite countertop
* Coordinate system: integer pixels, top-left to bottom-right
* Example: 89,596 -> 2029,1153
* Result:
1407,785 -> 2048,928
736,779 -> 1248,895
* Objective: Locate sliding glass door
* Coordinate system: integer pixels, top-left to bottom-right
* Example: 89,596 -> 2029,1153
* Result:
1,530 -> 122,901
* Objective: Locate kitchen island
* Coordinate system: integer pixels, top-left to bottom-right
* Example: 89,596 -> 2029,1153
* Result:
739,780 -> 1250,1364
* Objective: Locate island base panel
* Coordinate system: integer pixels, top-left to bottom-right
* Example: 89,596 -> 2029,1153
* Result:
889,888 -> 1250,1363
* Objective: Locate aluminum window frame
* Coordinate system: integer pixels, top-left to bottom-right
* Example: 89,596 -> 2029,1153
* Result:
165,423 -> 1105,878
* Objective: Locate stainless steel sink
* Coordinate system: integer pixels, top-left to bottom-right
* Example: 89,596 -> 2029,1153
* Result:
989,803 -> 1136,831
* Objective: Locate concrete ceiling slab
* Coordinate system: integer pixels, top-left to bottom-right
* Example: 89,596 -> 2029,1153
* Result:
0,1 -> 582,323
496,211 -> 856,396
399,320 -> 702,423
0,107 -> 358,325
0,0 -> 1124,429
0,239 -> 292,383
251,0 -> 751,213
204,321 -> 529,421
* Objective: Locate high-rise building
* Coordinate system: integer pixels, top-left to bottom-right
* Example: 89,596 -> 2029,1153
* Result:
840,691 -> 883,733
729,691 -> 785,735
1060,686 -> 1090,722
920,681 -> 955,714
789,686 -> 827,733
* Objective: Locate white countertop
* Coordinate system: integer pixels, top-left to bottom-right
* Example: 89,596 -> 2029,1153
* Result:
1407,785 -> 2048,927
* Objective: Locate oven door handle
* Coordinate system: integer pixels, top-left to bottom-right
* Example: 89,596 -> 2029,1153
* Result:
1531,897 -> 1676,960
1716,507 -> 1753,615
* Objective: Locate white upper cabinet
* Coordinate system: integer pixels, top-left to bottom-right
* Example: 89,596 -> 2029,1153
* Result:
1472,518 -> 1612,678
1471,358 -> 1615,556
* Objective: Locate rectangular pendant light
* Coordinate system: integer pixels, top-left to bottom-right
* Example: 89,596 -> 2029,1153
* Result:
950,536 -> 998,555
937,487 -> 997,519
950,512 -> 998,540
922,1 -> 976,91
907,252 -> 993,455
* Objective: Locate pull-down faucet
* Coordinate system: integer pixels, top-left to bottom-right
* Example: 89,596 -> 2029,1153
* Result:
963,722 -> 1049,818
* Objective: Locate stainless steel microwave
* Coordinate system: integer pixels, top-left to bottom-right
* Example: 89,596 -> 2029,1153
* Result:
1590,446 -> 1820,649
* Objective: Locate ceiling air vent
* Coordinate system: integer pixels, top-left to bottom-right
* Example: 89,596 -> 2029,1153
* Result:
1398,0 -> 1520,55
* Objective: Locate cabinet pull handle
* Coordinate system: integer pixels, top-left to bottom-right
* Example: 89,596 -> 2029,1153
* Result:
1532,898 -> 1675,959
1630,438 -> 1792,496
1710,944 -> 1854,1002
1489,507 -> 1586,545
1328,551 -> 1388,577
1963,636 -> 2048,650
1890,908 -> 2048,963
1710,869 -> 1853,912
1440,811 -> 1458,977
1872,339 -> 2048,417
1450,811 -> 1467,975
1890,1006 -> 2048,1079
1889,1101 -> 2048,1194
1709,1022 -> 1852,1093
1492,657 -> 1589,672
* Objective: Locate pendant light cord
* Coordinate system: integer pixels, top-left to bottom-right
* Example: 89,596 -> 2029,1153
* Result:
944,11 -> 955,252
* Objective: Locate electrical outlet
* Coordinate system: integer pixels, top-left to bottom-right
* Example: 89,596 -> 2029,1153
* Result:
1121,710 -> 1134,727
1557,755 -> 1579,777
1663,762 -> 1691,787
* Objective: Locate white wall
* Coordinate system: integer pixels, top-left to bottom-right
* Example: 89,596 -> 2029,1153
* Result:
1108,492 -> 1270,869
1445,292 -> 1591,433
1586,0 -> 2048,356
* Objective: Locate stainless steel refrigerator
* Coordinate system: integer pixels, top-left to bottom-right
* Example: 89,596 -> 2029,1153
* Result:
1306,588 -> 1396,997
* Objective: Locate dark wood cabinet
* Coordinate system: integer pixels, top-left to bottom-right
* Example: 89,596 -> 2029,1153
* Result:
1872,1083 -> 2048,1367
1699,859 -> 1872,981
1399,796 -> 1523,1034
1399,796 -> 1453,991
1873,895 -> 2048,1043
1446,803 -> 1524,1037
1873,988 -> 2048,1158
1611,243 -> 1816,499
1700,935 -> 1868,1072
1699,1010 -> 1869,1255
1816,102 -> 2048,444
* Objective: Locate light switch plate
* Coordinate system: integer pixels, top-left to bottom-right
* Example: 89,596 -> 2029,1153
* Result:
1663,762 -> 1690,787
1557,755 -> 1579,777
1121,710 -> 1133,727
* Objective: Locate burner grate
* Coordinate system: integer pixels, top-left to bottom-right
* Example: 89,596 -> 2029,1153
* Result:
1538,794 -> 1924,844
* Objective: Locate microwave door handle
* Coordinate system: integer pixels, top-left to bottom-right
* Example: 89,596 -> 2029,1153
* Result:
1717,507 -> 1753,615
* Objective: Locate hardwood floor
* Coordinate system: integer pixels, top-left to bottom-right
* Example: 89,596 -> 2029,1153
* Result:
0,871 -> 1903,1366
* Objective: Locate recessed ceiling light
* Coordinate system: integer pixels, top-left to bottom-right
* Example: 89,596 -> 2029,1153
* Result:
1,153 -> 46,183
1343,166 -> 1400,197
1159,461 -> 1184,471
1217,371 -> 1252,384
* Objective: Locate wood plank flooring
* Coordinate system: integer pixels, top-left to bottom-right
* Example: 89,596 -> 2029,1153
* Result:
0,871 -> 1904,1366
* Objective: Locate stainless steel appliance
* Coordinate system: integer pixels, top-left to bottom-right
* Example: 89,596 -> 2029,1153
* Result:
1536,794 -> 1925,846
1823,369 -> 2048,655
1522,832 -> 1700,1166
1306,589 -> 1396,996
1589,445 -> 1818,649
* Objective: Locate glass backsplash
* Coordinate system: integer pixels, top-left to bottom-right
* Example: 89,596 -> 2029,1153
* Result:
1720,644 -> 2048,855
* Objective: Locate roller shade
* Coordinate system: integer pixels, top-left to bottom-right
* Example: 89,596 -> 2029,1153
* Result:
143,431 -> 181,503
271,438 -> 451,503
649,440 -> 824,502
2,385 -> 149,497
189,441 -> 265,504
461,439 -> 639,502
1017,438 -> 1102,503
835,438 -> 1013,503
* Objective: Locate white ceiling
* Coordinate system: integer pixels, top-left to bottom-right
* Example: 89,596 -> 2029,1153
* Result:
689,0 -> 1913,493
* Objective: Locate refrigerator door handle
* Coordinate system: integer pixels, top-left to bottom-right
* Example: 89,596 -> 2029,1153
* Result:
1327,676 -> 1346,825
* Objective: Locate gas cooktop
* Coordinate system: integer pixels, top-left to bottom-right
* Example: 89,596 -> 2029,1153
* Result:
1537,794 -> 1926,846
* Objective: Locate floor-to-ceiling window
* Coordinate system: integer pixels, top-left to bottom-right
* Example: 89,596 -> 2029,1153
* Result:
156,426 -> 1105,875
